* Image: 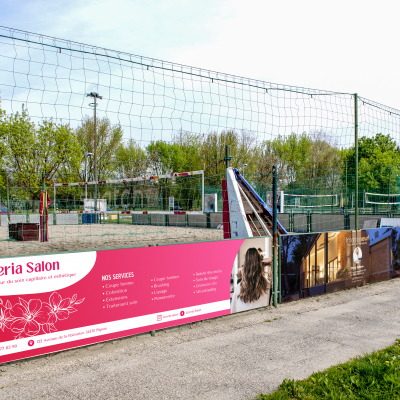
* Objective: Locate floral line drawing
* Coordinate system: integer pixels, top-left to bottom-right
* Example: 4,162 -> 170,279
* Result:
0,292 -> 84,339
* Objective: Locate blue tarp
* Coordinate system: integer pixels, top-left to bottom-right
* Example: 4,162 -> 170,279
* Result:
233,168 -> 288,234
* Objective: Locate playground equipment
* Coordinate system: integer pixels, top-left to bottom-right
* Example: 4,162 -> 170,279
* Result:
223,167 -> 287,239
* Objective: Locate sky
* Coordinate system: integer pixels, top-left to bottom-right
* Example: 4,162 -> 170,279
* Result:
1,0 -> 400,109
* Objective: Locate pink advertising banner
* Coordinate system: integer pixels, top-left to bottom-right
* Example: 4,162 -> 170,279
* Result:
0,237 -> 275,363
1,239 -> 266,364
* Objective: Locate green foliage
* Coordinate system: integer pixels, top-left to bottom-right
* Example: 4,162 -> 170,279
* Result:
1,99 -> 400,209
115,139 -> 148,178
204,130 -> 257,186
146,141 -> 186,175
75,116 -> 123,182
3,106 -> 81,198
342,133 -> 400,193
257,131 -> 342,191
257,339 -> 400,399
114,139 -> 148,209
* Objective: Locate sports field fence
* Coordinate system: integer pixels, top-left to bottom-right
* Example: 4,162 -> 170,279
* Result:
1,26 -> 400,256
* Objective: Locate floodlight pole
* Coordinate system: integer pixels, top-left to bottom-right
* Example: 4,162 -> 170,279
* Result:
86,92 -> 102,218
85,152 -> 93,200
354,93 -> 358,231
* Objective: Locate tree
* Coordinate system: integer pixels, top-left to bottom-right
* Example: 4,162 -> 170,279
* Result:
204,130 -> 257,186
255,132 -> 312,188
146,140 -> 187,175
341,133 -> 400,204
3,106 -> 82,203
256,130 -> 342,192
114,139 -> 148,209
75,116 -> 123,182
171,132 -> 204,210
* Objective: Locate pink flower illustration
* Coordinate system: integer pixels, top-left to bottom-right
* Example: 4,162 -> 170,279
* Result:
10,298 -> 51,337
0,299 -> 12,332
47,292 -> 73,323
0,293 -> 84,339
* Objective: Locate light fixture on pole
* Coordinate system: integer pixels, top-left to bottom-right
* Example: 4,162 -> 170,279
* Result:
242,163 -> 248,178
86,92 -> 102,217
85,152 -> 93,200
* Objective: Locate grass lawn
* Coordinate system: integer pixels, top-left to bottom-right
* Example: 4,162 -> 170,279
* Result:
257,339 -> 400,399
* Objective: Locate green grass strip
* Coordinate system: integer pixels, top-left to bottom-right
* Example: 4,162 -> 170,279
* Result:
257,339 -> 400,400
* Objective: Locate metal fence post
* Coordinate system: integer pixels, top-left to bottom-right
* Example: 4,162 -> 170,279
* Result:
6,177 -> 10,234
290,211 -> 294,232
42,174 -> 47,242
354,93 -> 359,230
206,212 -> 211,229
278,235 -> 282,304
388,167 -> 392,211
225,145 -> 231,168
272,166 -> 278,308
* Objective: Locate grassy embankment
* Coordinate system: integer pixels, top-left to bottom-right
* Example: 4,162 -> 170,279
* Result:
257,339 -> 400,399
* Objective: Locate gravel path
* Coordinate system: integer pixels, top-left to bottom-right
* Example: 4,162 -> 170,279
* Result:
0,225 -> 223,257
1,278 -> 399,399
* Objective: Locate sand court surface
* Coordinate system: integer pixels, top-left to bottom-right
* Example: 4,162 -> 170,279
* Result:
0,224 -> 223,257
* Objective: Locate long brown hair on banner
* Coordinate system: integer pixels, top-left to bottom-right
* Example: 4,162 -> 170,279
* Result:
238,247 -> 269,303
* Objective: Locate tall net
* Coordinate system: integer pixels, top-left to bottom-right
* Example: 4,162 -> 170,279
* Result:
1,26 -> 400,256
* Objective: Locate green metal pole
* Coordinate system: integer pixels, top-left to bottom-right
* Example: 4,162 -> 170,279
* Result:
225,145 -> 231,169
272,166 -> 278,308
345,160 -> 348,210
6,177 -> 10,236
278,235 -> 281,304
388,167 -> 391,211
42,174 -> 47,242
354,93 -> 359,230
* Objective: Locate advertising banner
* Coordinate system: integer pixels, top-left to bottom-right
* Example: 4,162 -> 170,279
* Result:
0,237 -> 274,364
279,228 -> 400,302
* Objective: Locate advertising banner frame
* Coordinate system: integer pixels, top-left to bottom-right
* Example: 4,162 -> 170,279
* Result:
278,228 -> 400,303
0,236 -> 274,364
